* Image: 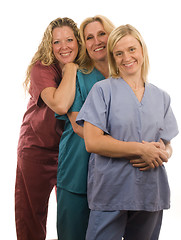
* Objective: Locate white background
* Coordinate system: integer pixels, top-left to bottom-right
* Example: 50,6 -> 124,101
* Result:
0,0 -> 180,239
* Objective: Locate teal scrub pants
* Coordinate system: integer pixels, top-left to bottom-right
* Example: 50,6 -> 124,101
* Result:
57,187 -> 90,240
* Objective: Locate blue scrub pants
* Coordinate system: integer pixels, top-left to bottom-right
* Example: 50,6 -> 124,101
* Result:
57,187 -> 90,240
86,210 -> 163,240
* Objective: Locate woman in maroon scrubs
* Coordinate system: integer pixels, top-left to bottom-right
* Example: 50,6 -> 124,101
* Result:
15,17 -> 81,240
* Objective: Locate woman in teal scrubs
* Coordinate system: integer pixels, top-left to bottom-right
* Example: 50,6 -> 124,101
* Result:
55,15 -> 115,240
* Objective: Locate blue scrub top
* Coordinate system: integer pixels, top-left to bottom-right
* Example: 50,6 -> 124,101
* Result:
76,78 -> 179,211
55,68 -> 105,194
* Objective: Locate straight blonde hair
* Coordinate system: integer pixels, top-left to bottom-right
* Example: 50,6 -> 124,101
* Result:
107,24 -> 149,82
78,15 -> 115,73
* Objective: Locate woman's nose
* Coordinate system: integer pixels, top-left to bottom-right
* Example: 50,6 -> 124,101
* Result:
94,37 -> 101,45
123,52 -> 131,61
61,41 -> 68,49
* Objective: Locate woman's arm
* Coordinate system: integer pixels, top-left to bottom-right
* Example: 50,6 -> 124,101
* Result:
162,140 -> 172,158
67,112 -> 84,138
130,139 -> 172,171
41,63 -> 78,115
84,121 -> 168,169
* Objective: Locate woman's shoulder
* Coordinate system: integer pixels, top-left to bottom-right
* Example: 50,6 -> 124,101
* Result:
77,67 -> 104,78
90,77 -> 111,89
147,82 -> 170,98
32,61 -> 61,75
30,61 -> 61,87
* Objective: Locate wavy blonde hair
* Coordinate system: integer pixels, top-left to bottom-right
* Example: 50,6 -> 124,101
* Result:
107,24 -> 149,82
78,15 -> 115,73
24,17 -> 81,92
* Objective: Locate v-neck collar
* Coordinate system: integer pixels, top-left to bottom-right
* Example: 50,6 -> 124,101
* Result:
120,78 -> 146,105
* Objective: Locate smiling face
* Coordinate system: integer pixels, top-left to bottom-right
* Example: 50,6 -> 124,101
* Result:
84,21 -> 109,63
113,34 -> 144,80
52,26 -> 79,69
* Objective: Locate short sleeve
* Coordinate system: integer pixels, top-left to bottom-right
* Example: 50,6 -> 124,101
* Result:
160,92 -> 179,141
30,62 -> 61,105
76,82 -> 110,135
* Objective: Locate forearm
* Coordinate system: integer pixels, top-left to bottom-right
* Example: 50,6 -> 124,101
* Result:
41,63 -> 78,115
53,63 -> 77,113
73,124 -> 84,138
84,122 -> 168,168
68,112 -> 84,138
165,141 -> 172,158
84,126 -> 142,158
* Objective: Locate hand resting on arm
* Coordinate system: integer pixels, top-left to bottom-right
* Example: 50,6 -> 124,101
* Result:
41,63 -> 78,115
83,121 -> 168,170
130,139 -> 172,171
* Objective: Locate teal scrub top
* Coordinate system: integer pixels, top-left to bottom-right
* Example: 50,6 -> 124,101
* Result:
55,68 -> 105,194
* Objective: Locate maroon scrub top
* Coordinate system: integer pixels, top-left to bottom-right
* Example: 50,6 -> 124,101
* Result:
17,61 -> 64,162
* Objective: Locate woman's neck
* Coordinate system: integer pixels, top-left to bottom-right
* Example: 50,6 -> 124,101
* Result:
123,74 -> 145,103
94,59 -> 109,78
122,72 -> 144,90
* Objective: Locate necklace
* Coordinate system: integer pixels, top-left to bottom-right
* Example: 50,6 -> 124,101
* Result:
131,86 -> 145,93
131,86 -> 145,102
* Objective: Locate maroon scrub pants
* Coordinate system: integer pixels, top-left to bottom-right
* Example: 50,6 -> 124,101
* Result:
15,156 -> 58,240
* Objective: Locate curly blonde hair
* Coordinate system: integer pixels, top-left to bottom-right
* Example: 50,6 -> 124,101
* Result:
24,17 -> 81,92
78,15 -> 115,74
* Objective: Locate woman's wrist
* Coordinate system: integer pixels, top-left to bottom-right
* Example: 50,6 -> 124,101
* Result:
166,147 -> 172,159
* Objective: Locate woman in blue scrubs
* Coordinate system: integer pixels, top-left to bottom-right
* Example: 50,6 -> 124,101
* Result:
76,24 -> 178,240
55,15 -> 115,240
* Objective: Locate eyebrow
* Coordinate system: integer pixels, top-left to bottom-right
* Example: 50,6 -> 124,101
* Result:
114,45 -> 136,52
86,30 -> 105,36
129,45 -> 136,48
53,35 -> 74,40
66,35 -> 74,38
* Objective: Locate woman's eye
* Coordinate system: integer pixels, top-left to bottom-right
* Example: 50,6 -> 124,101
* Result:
53,41 -> 59,44
86,36 -> 93,40
130,48 -> 135,52
67,38 -> 73,42
115,52 -> 122,56
99,32 -> 106,36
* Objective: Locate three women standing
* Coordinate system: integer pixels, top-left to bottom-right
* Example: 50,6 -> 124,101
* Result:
16,16 -> 177,240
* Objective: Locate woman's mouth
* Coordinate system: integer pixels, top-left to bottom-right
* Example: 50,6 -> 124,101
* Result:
60,51 -> 72,56
123,61 -> 136,67
94,46 -> 105,52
